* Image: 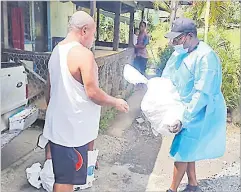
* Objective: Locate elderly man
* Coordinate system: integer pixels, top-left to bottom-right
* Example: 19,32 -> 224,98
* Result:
163,18 -> 226,192
44,11 -> 129,192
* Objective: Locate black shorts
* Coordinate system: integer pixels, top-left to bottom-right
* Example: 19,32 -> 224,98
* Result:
49,141 -> 88,185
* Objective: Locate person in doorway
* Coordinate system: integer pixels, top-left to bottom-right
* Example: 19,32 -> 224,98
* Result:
134,21 -> 150,76
44,11 -> 129,192
162,18 -> 226,192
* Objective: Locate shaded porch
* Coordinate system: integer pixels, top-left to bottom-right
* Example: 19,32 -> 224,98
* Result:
71,0 -> 167,52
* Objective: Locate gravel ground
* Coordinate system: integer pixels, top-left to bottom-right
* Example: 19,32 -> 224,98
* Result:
1,89 -> 240,191
199,162 -> 240,192
179,125 -> 241,192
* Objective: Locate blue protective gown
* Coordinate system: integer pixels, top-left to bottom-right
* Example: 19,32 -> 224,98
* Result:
162,41 -> 227,162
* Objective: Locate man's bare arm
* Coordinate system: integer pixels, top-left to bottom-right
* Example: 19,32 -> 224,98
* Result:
69,46 -> 122,108
45,72 -> 51,106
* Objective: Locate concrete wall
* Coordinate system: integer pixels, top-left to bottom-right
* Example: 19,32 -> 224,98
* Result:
96,48 -> 134,115
50,1 -> 76,37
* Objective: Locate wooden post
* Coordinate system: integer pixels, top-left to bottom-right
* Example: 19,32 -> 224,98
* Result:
2,1 -> 9,48
30,1 -> 36,51
96,8 -> 100,41
170,1 -> 178,29
90,0 -> 96,18
113,1 -> 121,51
90,0 -> 96,51
141,9 -> 145,20
128,9 -> 134,47
204,0 -> 210,43
34,2 -> 46,52
47,1 -> 52,51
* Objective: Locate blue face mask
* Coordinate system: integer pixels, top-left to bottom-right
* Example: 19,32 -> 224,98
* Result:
174,44 -> 188,54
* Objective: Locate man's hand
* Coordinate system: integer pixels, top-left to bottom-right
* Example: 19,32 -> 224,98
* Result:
169,120 -> 182,133
114,99 -> 129,113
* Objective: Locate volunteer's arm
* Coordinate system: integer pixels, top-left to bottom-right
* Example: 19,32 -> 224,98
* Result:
181,52 -> 218,128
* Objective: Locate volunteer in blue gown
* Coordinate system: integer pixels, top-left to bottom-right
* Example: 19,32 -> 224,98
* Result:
162,18 -> 227,192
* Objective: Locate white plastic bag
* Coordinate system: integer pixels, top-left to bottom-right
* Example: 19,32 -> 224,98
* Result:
74,150 -> 99,190
39,160 -> 54,192
141,77 -> 184,136
26,162 -> 42,189
124,65 -> 184,136
124,64 -> 148,85
26,150 -> 99,191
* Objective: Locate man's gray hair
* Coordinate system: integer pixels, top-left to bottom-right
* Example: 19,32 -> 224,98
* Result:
68,11 -> 94,32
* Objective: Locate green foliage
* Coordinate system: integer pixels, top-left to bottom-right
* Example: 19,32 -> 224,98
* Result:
183,2 -> 205,28
183,1 -> 239,29
207,28 -> 240,110
147,22 -> 170,66
147,14 -> 155,33
99,108 -> 117,131
149,23 -> 169,43
153,1 -> 171,13
119,22 -> 129,43
224,28 -> 240,50
99,14 -> 114,42
98,13 -> 129,43
156,45 -> 174,76
225,1 -> 241,27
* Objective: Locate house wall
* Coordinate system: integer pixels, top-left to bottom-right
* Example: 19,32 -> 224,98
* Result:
50,1 -> 76,38
2,1 -> 48,52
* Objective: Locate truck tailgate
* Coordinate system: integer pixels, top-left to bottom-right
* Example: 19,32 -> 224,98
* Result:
1,65 -> 28,115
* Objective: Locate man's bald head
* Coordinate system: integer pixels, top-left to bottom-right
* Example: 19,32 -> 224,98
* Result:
67,11 -> 96,49
68,11 -> 95,31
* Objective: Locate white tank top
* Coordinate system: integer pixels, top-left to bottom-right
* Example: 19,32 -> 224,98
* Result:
43,42 -> 101,147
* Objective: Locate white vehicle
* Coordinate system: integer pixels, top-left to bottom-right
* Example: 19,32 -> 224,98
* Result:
1,62 -> 38,132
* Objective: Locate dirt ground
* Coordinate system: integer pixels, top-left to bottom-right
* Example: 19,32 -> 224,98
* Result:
1,90 -> 240,192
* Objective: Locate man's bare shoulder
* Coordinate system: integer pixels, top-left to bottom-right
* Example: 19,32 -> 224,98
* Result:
67,44 -> 95,70
70,45 -> 94,59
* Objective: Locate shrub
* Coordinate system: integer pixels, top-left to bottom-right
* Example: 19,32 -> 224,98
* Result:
207,28 -> 240,110
156,45 -> 174,76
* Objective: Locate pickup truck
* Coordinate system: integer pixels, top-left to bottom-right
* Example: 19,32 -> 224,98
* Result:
1,61 -> 39,145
